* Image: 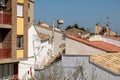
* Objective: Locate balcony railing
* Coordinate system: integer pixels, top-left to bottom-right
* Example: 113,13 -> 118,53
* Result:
0,48 -> 11,59
0,13 -> 12,25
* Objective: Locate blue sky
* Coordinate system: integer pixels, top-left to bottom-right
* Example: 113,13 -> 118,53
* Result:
34,0 -> 120,33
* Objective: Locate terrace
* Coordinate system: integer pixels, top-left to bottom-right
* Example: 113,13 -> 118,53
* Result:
0,0 -> 12,25
0,28 -> 12,59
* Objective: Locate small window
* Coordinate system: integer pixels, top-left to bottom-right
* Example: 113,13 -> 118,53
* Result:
17,4 -> 23,17
28,17 -> 30,22
17,35 -> 23,48
28,3 -> 30,8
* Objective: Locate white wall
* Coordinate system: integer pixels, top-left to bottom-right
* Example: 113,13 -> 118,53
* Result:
66,38 -> 106,55
89,35 -> 103,41
35,55 -> 120,80
35,40 -> 51,69
89,35 -> 120,47
102,36 -> 120,47
35,26 -> 65,56
62,55 -> 120,80
18,25 -> 53,79
18,25 -> 38,79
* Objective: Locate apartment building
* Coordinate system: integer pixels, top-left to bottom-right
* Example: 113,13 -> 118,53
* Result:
28,0 -> 34,27
0,0 -> 28,79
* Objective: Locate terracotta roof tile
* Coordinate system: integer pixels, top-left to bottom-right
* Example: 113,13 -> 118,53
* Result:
36,25 -> 64,34
37,33 -> 49,41
90,53 -> 120,75
67,35 -> 120,52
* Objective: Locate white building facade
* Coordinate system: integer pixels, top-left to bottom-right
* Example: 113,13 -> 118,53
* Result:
18,25 -> 51,79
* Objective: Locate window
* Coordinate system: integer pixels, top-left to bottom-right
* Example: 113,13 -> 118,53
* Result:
0,64 -> 14,79
17,4 -> 23,17
28,3 -> 30,8
17,35 -> 23,48
28,17 -> 30,22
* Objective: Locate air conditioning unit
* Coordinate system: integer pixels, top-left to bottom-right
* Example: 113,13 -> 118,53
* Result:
0,0 -> 5,7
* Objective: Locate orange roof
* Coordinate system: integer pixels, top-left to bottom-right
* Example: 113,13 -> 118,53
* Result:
67,35 -> 120,52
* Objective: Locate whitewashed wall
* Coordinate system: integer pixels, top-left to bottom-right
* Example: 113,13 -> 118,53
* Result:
35,26 -> 65,55
89,35 -> 120,47
62,55 -> 120,80
102,36 -> 120,47
18,25 -> 37,79
35,40 -> 51,69
18,25 -> 53,79
35,55 -> 120,80
66,38 -> 106,55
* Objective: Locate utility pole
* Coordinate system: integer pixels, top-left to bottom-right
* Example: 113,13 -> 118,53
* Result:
51,19 -> 54,57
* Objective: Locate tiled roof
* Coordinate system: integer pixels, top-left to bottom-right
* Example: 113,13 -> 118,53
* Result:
67,35 -> 120,52
36,24 -> 64,34
37,32 -> 49,41
90,53 -> 120,75
34,26 -> 50,41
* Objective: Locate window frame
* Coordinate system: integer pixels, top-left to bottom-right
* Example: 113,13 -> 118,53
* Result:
28,3 -> 30,9
28,17 -> 30,22
17,35 -> 23,49
17,3 -> 23,17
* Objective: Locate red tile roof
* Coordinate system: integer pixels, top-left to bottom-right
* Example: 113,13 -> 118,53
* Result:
67,35 -> 120,52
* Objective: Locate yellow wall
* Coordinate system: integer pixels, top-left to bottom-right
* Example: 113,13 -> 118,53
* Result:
17,0 -> 24,3
17,50 -> 24,58
17,18 -> 24,35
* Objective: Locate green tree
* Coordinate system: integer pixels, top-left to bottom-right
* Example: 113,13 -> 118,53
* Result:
74,23 -> 79,29
65,23 -> 86,32
65,25 -> 72,30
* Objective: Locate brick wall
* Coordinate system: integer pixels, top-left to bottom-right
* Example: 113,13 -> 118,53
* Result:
2,29 -> 12,48
0,29 -> 12,59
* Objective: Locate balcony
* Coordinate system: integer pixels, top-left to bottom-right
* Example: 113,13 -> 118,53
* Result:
0,28 -> 12,59
0,13 -> 12,25
0,48 -> 11,59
